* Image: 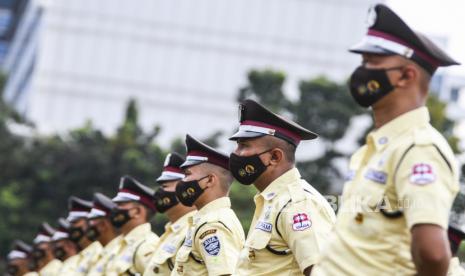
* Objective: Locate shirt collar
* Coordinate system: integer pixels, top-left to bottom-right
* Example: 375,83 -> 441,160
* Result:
256,168 -> 300,202
193,197 -> 231,223
367,107 -> 430,151
102,235 -> 122,254
81,241 -> 102,256
166,210 -> 197,233
124,223 -> 151,244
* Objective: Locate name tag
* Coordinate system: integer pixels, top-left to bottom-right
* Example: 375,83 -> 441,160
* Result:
162,243 -> 177,254
364,169 -> 387,184
255,221 -> 272,233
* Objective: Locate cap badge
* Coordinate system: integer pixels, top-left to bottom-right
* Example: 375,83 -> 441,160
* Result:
366,6 -> 377,27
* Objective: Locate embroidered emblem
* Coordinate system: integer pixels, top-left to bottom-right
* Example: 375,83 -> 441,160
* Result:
199,229 -> 217,240
292,213 -> 311,231
410,163 -> 436,185
202,236 -> 221,256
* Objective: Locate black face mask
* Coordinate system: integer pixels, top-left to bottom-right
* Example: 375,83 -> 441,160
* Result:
348,65 -> 404,107
153,188 -> 179,213
175,176 -> 209,207
110,208 -> 134,228
53,247 -> 66,261
32,248 -> 45,261
86,225 -> 100,241
229,149 -> 272,185
69,227 -> 85,243
28,259 -> 37,271
7,264 -> 18,275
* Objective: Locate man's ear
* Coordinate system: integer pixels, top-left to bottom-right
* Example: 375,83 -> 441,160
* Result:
269,148 -> 284,165
397,65 -> 417,87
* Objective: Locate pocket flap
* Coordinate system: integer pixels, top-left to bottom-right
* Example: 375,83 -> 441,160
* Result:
245,227 -> 272,250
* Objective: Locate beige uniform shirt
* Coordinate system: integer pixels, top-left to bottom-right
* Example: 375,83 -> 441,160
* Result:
75,241 -> 103,275
314,107 -> 459,275
38,259 -> 62,276
105,223 -> 159,275
144,210 -> 197,276
23,272 -> 39,276
171,197 -> 245,276
57,254 -> 80,275
448,257 -> 465,276
87,235 -> 123,276
236,168 -> 336,275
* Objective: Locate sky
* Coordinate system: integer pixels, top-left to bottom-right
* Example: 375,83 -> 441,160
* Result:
388,0 -> 465,77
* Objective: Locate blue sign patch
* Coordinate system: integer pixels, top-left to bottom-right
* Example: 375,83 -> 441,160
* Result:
256,221 -> 272,233
364,169 -> 387,184
202,236 -> 221,256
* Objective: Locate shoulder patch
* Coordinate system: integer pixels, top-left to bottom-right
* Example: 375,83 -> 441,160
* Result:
202,236 -> 221,256
292,213 -> 311,231
410,163 -> 436,185
199,229 -> 217,240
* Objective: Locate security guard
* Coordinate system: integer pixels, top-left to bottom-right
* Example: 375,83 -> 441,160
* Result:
171,135 -> 245,276
229,99 -> 336,275
144,152 -> 197,276
32,223 -> 62,276
105,176 -> 160,275
87,193 -> 123,276
52,218 -> 80,274
6,240 -> 33,276
67,196 -> 103,275
313,4 -> 460,275
447,218 -> 465,275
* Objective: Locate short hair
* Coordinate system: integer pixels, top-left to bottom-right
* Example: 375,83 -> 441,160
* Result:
202,163 -> 233,192
405,58 -> 431,93
263,136 -> 296,164
132,202 -> 154,222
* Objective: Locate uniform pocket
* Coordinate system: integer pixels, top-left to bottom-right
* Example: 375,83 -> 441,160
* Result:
245,228 -> 272,250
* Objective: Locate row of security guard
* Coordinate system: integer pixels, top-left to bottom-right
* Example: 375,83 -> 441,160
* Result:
4,3 -> 465,276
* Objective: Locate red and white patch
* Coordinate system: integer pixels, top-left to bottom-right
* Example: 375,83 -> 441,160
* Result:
409,163 -> 436,185
292,213 -> 311,231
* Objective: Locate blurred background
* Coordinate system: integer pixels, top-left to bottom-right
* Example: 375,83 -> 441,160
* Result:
1,0 -> 464,271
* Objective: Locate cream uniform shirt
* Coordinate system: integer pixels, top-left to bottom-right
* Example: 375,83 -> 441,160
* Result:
75,241 -> 103,275
314,107 -> 459,275
105,223 -> 159,275
57,254 -> 80,275
236,168 -> 336,275
87,235 -> 123,276
171,197 -> 245,276
144,210 -> 197,276
38,259 -> 62,276
448,257 -> 465,276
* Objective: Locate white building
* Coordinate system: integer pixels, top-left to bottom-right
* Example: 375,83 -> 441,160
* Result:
2,0 -> 380,148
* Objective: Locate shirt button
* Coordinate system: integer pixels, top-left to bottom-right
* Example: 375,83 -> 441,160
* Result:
355,213 -> 364,224
248,250 -> 255,260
